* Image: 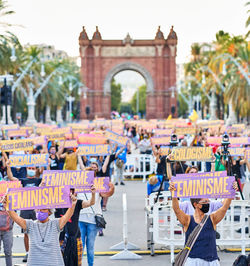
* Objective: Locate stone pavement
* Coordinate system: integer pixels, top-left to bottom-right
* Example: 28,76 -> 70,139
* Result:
0,180 -> 248,265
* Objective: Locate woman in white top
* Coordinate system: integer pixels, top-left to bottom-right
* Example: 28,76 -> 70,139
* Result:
78,159 -> 114,266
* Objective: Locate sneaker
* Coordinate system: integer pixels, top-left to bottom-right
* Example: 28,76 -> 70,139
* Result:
98,229 -> 104,236
23,253 -> 28,262
115,182 -> 118,186
120,181 -> 125,185
102,207 -> 107,212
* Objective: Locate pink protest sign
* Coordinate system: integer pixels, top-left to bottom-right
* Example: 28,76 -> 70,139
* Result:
171,171 -> 235,198
6,186 -> 71,211
0,180 -> 22,196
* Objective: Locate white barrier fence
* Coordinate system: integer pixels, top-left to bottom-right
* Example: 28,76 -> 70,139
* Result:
116,154 -> 156,182
151,199 -> 250,263
110,193 -> 142,260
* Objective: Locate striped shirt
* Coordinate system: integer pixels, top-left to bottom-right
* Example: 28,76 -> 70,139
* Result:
25,219 -> 64,266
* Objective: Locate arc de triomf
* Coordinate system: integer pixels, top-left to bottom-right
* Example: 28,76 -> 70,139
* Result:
79,26 -> 178,119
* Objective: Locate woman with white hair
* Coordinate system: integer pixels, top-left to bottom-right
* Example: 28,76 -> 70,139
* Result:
4,194 -> 77,266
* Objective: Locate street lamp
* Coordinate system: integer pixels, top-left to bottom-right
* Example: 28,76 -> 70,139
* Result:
66,82 -> 75,123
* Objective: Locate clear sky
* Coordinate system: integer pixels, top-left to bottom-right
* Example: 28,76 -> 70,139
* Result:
6,0 -> 248,64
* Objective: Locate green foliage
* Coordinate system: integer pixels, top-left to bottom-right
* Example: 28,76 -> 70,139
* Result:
130,84 -> 146,114
111,78 -> 122,111
177,93 -> 188,117
119,102 -> 133,114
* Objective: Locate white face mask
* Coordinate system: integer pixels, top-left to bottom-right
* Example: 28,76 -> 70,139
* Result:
27,169 -> 36,177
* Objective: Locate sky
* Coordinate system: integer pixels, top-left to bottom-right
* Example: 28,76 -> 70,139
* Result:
5,0 -> 248,101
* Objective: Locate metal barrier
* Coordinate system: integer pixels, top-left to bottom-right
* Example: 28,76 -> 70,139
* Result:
110,193 -> 142,260
152,200 -> 250,264
116,154 -> 156,182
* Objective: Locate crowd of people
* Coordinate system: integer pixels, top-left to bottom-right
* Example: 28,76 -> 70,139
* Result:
0,120 -> 249,266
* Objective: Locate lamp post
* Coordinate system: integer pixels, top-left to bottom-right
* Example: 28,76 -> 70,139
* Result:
136,87 -> 139,116
66,82 -> 75,123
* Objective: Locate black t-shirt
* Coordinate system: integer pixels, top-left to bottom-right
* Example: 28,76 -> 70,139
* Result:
156,156 -> 167,176
11,167 -> 27,179
49,155 -> 60,170
232,160 -> 242,179
56,200 -> 83,239
97,154 -> 116,177
20,177 -> 42,188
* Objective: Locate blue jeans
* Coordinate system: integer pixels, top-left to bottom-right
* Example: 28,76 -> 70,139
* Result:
79,221 -> 98,266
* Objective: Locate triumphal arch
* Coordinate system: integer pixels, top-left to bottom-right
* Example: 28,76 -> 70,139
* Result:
78,26 -> 178,119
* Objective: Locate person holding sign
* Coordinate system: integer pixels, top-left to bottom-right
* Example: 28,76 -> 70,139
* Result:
169,182 -> 233,265
2,192 -> 77,266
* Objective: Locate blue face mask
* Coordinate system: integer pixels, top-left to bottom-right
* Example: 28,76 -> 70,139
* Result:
27,169 -> 36,177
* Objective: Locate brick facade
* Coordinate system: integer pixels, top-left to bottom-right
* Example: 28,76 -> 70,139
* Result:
79,26 -> 178,119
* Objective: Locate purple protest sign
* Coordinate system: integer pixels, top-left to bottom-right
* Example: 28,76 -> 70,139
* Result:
6,186 -> 71,211
172,171 -> 235,198
75,176 -> 110,193
42,170 -> 95,188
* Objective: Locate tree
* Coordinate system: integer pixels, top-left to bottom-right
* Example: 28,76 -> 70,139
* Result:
111,78 -> 121,111
130,84 -> 146,114
119,102 -> 133,114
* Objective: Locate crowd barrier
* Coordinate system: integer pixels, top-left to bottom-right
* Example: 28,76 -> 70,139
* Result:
110,193 -> 142,260
151,199 -> 250,263
116,154 -> 156,182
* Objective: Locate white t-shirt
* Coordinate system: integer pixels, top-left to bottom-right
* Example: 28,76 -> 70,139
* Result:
78,193 -> 102,224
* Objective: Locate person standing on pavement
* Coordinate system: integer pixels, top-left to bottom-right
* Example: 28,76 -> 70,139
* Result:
57,186 -> 96,266
3,193 -> 77,266
77,160 -> 115,266
4,152 -> 42,263
0,202 -> 14,266
169,182 -> 233,266
114,145 -> 127,186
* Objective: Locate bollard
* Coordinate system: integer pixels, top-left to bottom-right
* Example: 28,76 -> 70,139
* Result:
110,193 -> 142,260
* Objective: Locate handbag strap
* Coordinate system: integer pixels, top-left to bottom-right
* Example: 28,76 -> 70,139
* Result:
184,214 -> 209,252
84,193 -> 96,215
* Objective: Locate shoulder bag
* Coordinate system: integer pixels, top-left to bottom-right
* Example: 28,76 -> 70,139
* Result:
174,214 -> 209,266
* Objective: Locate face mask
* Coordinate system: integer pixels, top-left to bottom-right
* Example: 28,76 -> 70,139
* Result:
50,150 -> 56,155
27,169 -> 36,177
200,203 -> 210,213
36,211 -> 49,221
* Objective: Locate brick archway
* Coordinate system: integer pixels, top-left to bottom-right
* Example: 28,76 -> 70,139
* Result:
103,61 -> 154,95
79,26 -> 178,119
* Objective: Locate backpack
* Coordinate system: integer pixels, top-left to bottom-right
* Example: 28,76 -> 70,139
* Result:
0,210 -> 14,231
233,254 -> 250,266
116,158 -> 124,168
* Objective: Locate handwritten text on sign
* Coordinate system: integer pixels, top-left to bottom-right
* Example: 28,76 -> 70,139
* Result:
105,130 -> 128,146
9,154 -> 49,167
6,186 -> 71,210
0,139 -> 33,152
172,147 -> 213,161
171,171 -> 235,198
42,170 -> 94,187
0,181 -> 22,196
78,144 -> 110,156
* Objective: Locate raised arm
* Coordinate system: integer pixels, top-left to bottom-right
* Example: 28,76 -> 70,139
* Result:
101,155 -> 110,174
169,182 -> 190,229
210,198 -> 232,227
82,186 -> 96,208
7,210 -> 27,230
100,182 -> 115,198
78,155 -> 86,171
59,193 -> 77,230
4,155 -> 18,181
57,137 -> 66,157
